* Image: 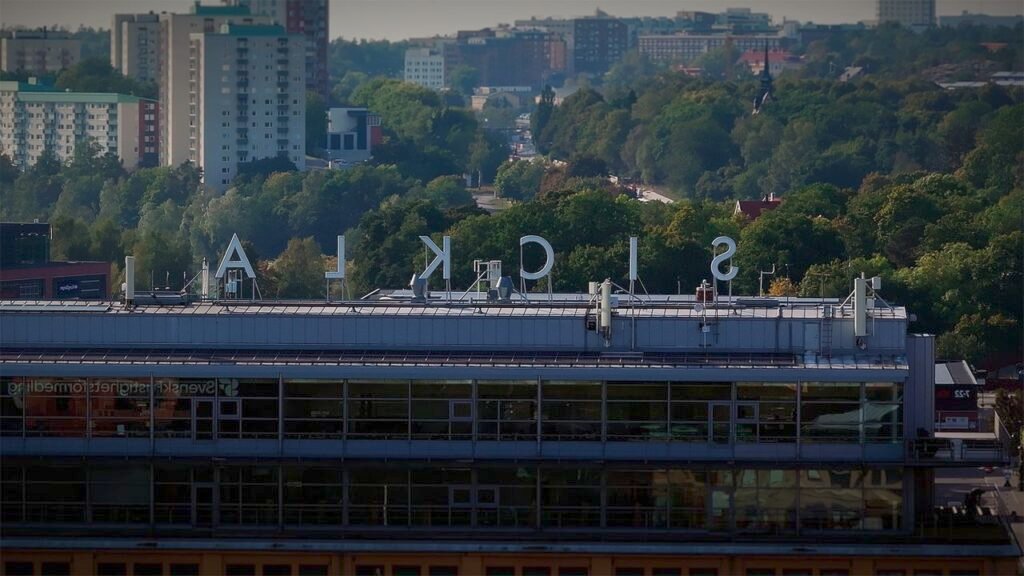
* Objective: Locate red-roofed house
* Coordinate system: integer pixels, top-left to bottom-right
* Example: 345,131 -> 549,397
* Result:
734,193 -> 783,219
737,49 -> 802,76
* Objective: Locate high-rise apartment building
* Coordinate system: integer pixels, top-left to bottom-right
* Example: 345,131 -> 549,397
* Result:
111,13 -> 161,84
154,5 -> 271,168
224,0 -> 330,98
0,29 -> 80,76
0,80 -> 159,170
573,14 -> 628,75
188,24 -> 305,191
877,0 -> 936,31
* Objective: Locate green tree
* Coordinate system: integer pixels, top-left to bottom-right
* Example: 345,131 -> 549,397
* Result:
449,65 -> 479,97
531,85 -> 555,154
494,159 -> 546,201
269,237 -> 326,298
305,91 -> 328,155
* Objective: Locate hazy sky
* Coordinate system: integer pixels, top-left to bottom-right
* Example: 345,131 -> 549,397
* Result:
2,0 -> 1022,41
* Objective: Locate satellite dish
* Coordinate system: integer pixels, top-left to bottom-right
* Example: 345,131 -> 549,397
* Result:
694,303 -> 705,314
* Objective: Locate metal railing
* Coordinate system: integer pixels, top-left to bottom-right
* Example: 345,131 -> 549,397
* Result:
907,438 -> 1008,464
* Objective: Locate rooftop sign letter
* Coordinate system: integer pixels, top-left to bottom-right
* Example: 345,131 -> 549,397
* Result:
215,233 -> 256,279
711,236 -> 738,282
326,236 -> 345,280
418,235 -> 451,281
520,235 -> 554,281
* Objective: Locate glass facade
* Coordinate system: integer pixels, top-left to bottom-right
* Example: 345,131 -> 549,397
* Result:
0,462 -> 903,533
0,377 -> 904,444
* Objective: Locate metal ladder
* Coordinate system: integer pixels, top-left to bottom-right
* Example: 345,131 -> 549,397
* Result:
820,305 -> 833,358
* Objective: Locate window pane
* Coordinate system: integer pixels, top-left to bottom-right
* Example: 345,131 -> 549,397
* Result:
134,564 -> 163,576
42,563 -> 72,576
97,564 -> 128,576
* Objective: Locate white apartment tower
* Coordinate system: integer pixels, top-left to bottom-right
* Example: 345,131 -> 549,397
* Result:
111,13 -> 161,84
188,24 -> 305,191
404,47 -> 446,90
155,5 -> 271,168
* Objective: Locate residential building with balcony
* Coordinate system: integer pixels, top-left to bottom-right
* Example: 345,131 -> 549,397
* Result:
0,28 -> 80,76
0,80 -> 159,170
222,0 -> 330,98
188,24 -> 305,191
111,13 -> 162,84
0,261 -> 1017,573
152,4 -> 271,168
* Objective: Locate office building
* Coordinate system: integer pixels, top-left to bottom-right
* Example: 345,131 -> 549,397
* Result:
639,34 -> 785,64
877,0 -> 936,31
224,0 -> 330,98
404,47 -> 446,90
156,5 -> 271,168
0,28 -> 80,76
188,24 -> 306,191
0,244 -> 1017,572
111,13 -> 162,84
0,80 -> 159,170
0,222 -> 111,300
325,107 -> 380,166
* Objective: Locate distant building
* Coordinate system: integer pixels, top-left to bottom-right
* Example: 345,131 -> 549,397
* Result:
737,49 -> 802,76
0,28 -> 81,75
224,0 -> 330,98
404,47 -> 446,90
325,107 -> 380,167
639,33 -> 785,64
445,29 -> 566,90
734,193 -> 782,219
839,66 -> 865,82
573,13 -> 628,75
188,24 -> 306,191
0,80 -> 159,170
0,222 -> 110,300
933,360 -> 982,431
111,13 -> 161,84
877,0 -> 936,31
938,11 -> 1023,28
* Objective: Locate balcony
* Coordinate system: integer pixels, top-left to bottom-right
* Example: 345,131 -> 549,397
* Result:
906,437 -> 1009,466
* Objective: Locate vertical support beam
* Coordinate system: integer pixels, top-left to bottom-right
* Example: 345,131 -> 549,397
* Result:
149,461 -> 155,529
85,377 -> 92,443
471,379 -> 478,450
796,380 -> 802,459
407,379 -> 412,440
536,377 -> 542,451
278,463 -> 284,532
149,375 -> 155,455
535,464 -> 542,530
341,467 -> 349,527
342,379 -> 349,443
599,468 -> 607,529
600,380 -> 607,443
278,374 -> 284,456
